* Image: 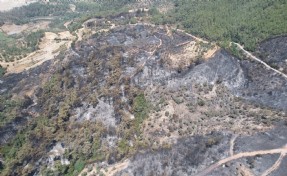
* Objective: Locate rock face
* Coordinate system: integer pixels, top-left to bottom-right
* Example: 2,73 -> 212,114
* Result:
1,18 -> 287,175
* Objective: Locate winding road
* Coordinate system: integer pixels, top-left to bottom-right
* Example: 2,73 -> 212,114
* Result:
232,42 -> 287,79
229,134 -> 238,156
261,152 -> 286,176
196,144 -> 287,176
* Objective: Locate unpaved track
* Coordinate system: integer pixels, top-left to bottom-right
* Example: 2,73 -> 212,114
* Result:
175,28 -> 208,44
130,23 -> 209,43
229,134 -> 238,156
232,42 -> 287,79
196,145 -> 287,176
128,34 -> 162,79
0,18 -> 110,74
152,35 -> 163,54
261,152 -> 286,176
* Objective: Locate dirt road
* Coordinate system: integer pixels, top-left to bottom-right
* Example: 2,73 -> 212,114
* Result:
261,152 -> 286,176
196,145 -> 287,176
232,42 -> 287,79
229,134 -> 238,156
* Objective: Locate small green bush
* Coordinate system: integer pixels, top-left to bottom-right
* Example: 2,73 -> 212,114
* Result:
198,99 -> 205,106
0,66 -> 6,77
74,159 -> 85,173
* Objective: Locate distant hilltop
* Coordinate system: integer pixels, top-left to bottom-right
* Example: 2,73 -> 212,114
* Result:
0,0 -> 38,12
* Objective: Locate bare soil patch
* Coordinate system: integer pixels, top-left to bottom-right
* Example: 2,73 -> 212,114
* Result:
1,21 -> 50,35
0,31 -> 75,73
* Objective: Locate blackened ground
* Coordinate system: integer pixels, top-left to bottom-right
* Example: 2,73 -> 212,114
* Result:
256,36 -> 287,74
0,22 -> 287,175
115,133 -> 228,176
115,124 -> 287,176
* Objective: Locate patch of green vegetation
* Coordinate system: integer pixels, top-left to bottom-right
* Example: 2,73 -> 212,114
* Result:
0,65 -> 6,77
25,30 -> 45,51
197,99 -> 205,107
0,32 -> 19,61
0,0 -> 131,30
228,43 -> 246,59
132,93 -> 149,133
0,30 -> 44,62
172,95 -> 184,104
0,2 -> 70,25
0,32 -> 14,43
74,159 -> 85,173
130,17 -> 137,24
0,95 -> 22,128
0,127 -> 35,176
118,139 -> 129,155
153,0 -> 287,51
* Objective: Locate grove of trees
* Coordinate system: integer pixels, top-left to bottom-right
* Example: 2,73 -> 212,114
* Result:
152,0 -> 287,51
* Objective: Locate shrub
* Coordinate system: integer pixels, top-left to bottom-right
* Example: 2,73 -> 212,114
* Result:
198,99 -> 205,106
0,65 -> 6,77
130,17 -> 137,24
172,96 -> 184,104
165,111 -> 169,117
133,93 -> 149,123
74,159 -> 85,173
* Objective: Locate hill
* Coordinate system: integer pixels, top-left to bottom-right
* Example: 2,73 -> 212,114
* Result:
0,1 -> 287,176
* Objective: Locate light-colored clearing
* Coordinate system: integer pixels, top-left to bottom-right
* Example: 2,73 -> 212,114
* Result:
80,160 -> 130,176
168,42 -> 219,69
0,31 -> 75,73
203,45 -> 219,59
69,4 -> 76,12
1,21 -> 50,35
128,8 -> 149,13
168,41 -> 200,69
